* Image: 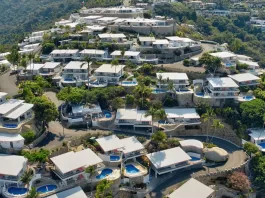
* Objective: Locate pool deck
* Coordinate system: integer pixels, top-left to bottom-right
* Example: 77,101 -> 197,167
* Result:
123,162 -> 148,178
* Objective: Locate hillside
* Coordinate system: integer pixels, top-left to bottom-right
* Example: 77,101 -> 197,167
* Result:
0,0 -> 83,45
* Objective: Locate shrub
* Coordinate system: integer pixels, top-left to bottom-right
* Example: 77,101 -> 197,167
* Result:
22,130 -> 35,144
22,148 -> 50,163
243,142 -> 259,155
227,171 -> 251,192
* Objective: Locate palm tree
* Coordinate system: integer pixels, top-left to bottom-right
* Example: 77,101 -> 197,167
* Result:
145,107 -> 157,133
20,169 -> 33,186
85,166 -> 96,194
84,56 -> 91,90
26,187 -> 39,198
155,109 -> 167,129
28,53 -> 35,74
167,80 -> 175,96
111,59 -> 119,78
96,179 -> 113,198
134,84 -> 151,109
201,108 -> 216,143
158,74 -> 163,89
211,119 -> 224,142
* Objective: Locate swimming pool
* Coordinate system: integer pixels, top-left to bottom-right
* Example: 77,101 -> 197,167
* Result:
176,90 -> 189,92
158,120 -> 167,124
3,124 -> 18,128
63,78 -> 74,82
152,89 -> 167,94
259,142 -> 265,149
96,168 -> 113,179
125,164 -> 140,174
110,155 -> 120,161
8,187 -> 28,196
190,156 -> 201,161
37,184 -> 57,194
103,110 -> 111,118
122,81 -> 137,86
243,96 -> 253,100
196,92 -> 204,97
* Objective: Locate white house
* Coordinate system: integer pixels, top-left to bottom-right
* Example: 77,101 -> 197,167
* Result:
98,33 -> 126,42
152,39 -> 169,49
146,147 -> 202,177
50,49 -> 79,62
228,73 -> 260,87
22,43 -> 41,51
237,59 -> 260,71
166,36 -> 198,47
115,109 -> 152,132
138,37 -> 156,47
111,51 -> 141,63
93,64 -> 125,84
82,15 -> 103,24
0,154 -> 28,185
164,108 -> 201,125
97,17 -> 118,25
47,186 -> 87,198
79,49 -> 108,60
167,178 -> 214,198
209,51 -> 237,68
25,63 -> 45,75
0,133 -> 24,150
156,73 -> 189,90
0,97 -> 34,131
50,149 -> 103,185
40,62 -> 61,78
0,92 -> 7,104
61,61 -> 88,87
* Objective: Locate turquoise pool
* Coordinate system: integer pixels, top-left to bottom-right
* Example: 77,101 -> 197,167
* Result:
8,187 -> 28,196
37,184 -> 57,194
152,89 -> 167,94
96,168 -> 113,179
110,155 -> 120,161
125,164 -> 140,174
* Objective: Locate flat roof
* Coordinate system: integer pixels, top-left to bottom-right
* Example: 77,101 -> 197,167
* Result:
136,110 -> 152,122
249,129 -> 265,140
64,61 -> 88,70
83,15 -> 102,19
238,60 -> 259,67
0,133 -> 24,142
111,51 -> 140,57
47,186 -> 87,198
51,49 -> 79,54
156,73 -> 188,80
50,149 -> 102,174
0,99 -> 25,115
153,39 -> 169,45
119,136 -> 144,154
98,33 -> 126,38
116,108 -> 138,120
43,62 -> 61,69
168,178 -> 214,198
4,103 -> 33,119
207,77 -> 239,88
26,63 -> 45,71
86,25 -> 105,31
97,17 -> 118,21
166,36 -> 194,42
96,135 -> 125,152
209,51 -> 236,58
165,108 -> 200,119
179,139 -> 203,149
146,147 -> 191,169
0,154 -> 27,176
79,49 -> 106,55
139,37 -> 156,42
228,73 -> 260,83
95,64 -> 125,73
0,92 -> 8,98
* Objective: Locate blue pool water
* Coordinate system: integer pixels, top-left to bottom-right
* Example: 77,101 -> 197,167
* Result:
64,78 -> 74,82
3,124 -> 18,128
226,63 -> 233,67
103,110 -> 111,118
125,164 -> 140,174
196,92 -> 204,96
37,184 -> 57,194
110,155 -> 120,161
176,90 -> 189,92
96,168 -> 113,179
8,187 -> 28,195
158,120 -> 167,124
259,143 -> 265,149
243,96 -> 253,100
122,81 -> 137,85
190,156 -> 201,161
152,89 -> 167,94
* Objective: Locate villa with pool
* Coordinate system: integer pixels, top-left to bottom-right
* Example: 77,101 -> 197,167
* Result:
146,147 -> 203,178
50,148 -> 104,185
248,128 -> 265,151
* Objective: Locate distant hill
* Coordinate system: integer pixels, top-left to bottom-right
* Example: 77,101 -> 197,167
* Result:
0,0 -> 83,45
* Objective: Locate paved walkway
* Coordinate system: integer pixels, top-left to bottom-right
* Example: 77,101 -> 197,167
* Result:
0,70 -> 18,96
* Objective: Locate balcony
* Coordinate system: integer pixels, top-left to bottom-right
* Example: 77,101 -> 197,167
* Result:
239,81 -> 260,86
94,73 -> 121,77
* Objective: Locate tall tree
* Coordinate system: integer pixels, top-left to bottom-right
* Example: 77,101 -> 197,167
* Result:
20,169 -> 33,186
201,108 -> 216,143
211,119 -> 224,141
26,187 -> 39,198
85,166 -> 96,194
96,179 -> 113,198
84,56 -> 91,90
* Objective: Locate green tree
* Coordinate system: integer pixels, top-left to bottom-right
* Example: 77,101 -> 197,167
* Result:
7,47 -> 20,66
84,56 -> 91,90
22,148 -> 50,163
202,108 -> 216,143
26,187 -> 39,198
42,43 -> 55,54
133,83 -> 152,109
167,80 -> 175,96
211,119 -> 224,141
243,142 -> 259,155
111,97 -> 124,110
85,165 -> 96,194
22,130 -> 35,144
20,169 -> 34,186
125,94 -> 135,106
199,53 -> 222,75
151,131 -> 167,143
96,179 -> 113,198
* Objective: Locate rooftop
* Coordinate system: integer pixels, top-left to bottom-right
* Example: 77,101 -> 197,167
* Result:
111,51 -> 140,57
156,73 -> 189,80
43,62 -> 61,69
164,108 -> 200,119
168,178 -> 214,198
138,37 -> 156,42
153,39 -> 169,45
98,33 -> 126,38
0,99 -> 25,115
116,109 -> 151,122
119,136 -> 144,154
0,92 -> 8,98
0,154 -> 27,176
4,103 -> 33,119
96,135 -> 124,152
26,63 -> 45,71
238,60 -> 259,67
50,149 -> 102,174
97,17 -> 118,21
228,73 -> 260,83
47,186 -> 87,198
0,133 -> 24,142
166,36 -> 194,42
207,77 -> 239,88
79,49 -> 106,55
95,64 -> 125,73
249,129 -> 265,140
146,147 -> 191,169
209,51 -> 236,59
64,61 -> 88,70
83,15 -> 102,19
51,49 -> 79,54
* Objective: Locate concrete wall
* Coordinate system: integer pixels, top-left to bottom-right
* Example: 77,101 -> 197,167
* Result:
176,92 -> 193,106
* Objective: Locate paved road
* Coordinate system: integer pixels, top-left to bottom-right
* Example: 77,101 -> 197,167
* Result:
0,70 -> 18,96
